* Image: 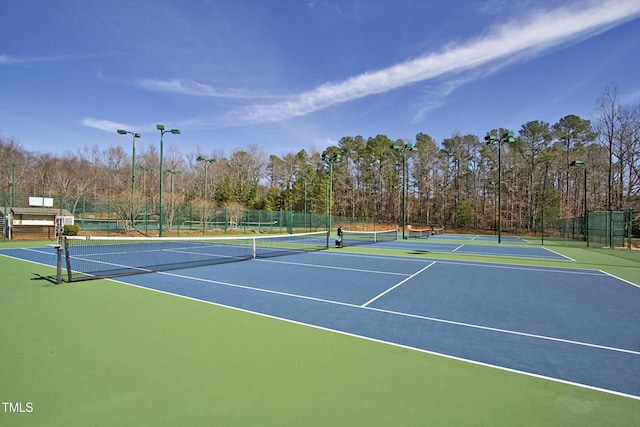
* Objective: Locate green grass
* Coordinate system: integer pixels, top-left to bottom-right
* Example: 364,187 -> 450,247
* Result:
1,241 -> 639,426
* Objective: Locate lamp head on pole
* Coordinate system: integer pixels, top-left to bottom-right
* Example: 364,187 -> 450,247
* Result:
391,143 -> 417,152
485,130 -> 515,145
502,131 -> 515,143
322,152 -> 341,163
156,124 -> 181,134
117,130 -> 141,138
197,156 -> 215,164
485,133 -> 498,145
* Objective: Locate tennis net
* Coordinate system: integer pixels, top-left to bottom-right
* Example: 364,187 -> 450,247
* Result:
59,231 -> 329,282
408,226 -> 431,239
339,228 -> 397,247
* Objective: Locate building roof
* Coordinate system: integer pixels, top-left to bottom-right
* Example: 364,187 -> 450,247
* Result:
1,207 -> 73,216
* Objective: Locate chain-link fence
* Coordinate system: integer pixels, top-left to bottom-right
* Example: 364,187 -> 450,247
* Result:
543,209 -> 637,249
3,192 -> 638,250
2,193 -> 331,238
588,210 -> 635,249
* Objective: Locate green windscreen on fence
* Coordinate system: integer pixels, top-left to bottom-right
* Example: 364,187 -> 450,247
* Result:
588,210 -> 627,248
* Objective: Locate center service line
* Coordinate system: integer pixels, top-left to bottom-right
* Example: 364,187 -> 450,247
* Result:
361,262 -> 436,308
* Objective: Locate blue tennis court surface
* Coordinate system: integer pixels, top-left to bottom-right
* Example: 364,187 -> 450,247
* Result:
3,242 -> 639,399
427,233 -> 531,243
430,233 -> 528,243
369,239 -> 571,260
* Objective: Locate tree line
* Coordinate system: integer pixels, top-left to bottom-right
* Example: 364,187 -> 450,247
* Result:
1,85 -> 639,232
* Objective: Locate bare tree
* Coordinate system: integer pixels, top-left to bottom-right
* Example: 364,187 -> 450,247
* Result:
594,85 -> 620,210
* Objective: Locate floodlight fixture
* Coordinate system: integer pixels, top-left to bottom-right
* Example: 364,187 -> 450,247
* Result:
196,155 -> 215,164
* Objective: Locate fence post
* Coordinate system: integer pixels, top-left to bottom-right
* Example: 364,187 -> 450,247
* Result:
585,210 -> 589,247
2,193 -> 6,241
627,209 -> 632,250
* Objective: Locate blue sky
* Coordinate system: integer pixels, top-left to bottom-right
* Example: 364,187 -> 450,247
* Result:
2,0 -> 640,158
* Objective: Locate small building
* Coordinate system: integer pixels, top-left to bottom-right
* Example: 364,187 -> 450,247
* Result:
1,207 -> 73,240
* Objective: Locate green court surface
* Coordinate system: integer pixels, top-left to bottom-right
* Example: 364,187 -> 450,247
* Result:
1,240 -> 639,426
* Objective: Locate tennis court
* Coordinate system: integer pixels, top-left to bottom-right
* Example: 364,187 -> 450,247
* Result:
427,233 -> 531,243
3,234 -> 639,400
368,238 -> 572,260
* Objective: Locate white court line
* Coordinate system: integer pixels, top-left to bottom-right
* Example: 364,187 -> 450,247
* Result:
601,270 -> 640,289
23,247 -> 56,254
317,250 -> 606,277
112,275 -> 640,401
543,246 -> 575,261
269,251 -> 601,277
153,267 -> 640,358
361,262 -> 436,307
8,245 -> 639,399
268,250 -> 607,279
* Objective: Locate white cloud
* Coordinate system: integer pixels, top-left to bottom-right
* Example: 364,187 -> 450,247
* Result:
0,55 -> 22,65
81,118 -> 130,132
113,0 -> 639,131
137,78 -> 277,99
0,54 -> 73,65
412,79 -> 471,122
221,0 -> 640,126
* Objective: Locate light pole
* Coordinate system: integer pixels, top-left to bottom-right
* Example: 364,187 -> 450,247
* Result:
489,180 -> 498,235
136,166 -> 153,235
117,130 -> 141,201
164,169 -> 181,196
8,161 -> 25,208
135,166 -> 154,198
163,169 -> 182,231
392,142 -> 417,239
117,129 -> 140,229
438,181 -> 448,228
485,130 -> 515,244
157,124 -> 180,237
322,152 -> 341,236
303,176 -> 307,231
570,160 -> 588,246
196,155 -> 215,234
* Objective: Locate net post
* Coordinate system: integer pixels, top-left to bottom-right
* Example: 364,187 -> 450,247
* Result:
55,244 -> 63,284
252,237 -> 257,258
64,237 -> 73,282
